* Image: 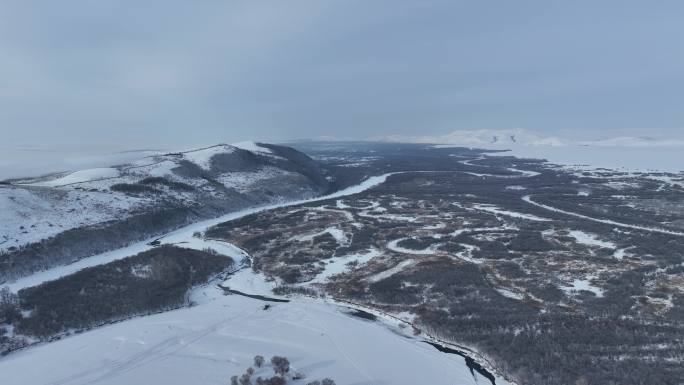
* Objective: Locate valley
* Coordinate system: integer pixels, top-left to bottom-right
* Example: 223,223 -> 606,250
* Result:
1,142 -> 683,385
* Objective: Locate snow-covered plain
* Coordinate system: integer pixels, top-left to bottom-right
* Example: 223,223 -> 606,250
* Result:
506,145 -> 684,173
562,278 -> 605,298
413,129 -> 684,173
309,249 -> 381,284
567,230 -> 616,249
0,293 -> 488,385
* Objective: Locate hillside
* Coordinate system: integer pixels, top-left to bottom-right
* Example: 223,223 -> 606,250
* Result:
0,142 -> 330,282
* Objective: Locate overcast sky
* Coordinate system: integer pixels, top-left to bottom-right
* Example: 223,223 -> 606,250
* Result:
1,0 -> 683,153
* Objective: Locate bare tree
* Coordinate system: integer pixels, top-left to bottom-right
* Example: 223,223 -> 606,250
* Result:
0,286 -> 19,324
239,373 -> 252,385
321,379 -> 336,385
254,355 -> 265,368
264,377 -> 285,385
246,367 -> 255,376
230,375 -> 239,385
270,356 -> 290,376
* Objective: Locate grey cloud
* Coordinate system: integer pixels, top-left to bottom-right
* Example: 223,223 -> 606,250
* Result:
1,0 -> 683,154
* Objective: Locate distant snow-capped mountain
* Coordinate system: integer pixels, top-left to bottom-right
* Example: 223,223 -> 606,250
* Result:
579,136 -> 684,147
374,129 -> 566,148
374,129 -> 684,149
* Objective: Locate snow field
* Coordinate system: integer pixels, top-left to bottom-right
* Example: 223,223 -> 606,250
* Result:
567,230 -> 616,249
0,294 -> 484,385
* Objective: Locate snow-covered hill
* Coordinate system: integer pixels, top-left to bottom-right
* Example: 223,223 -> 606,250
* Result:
0,142 -> 330,281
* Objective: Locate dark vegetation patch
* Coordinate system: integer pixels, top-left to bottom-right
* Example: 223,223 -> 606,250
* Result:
438,241 -> 465,253
0,206 -> 201,282
507,230 -> 556,252
369,275 -> 423,305
271,285 -> 320,297
396,236 -> 437,250
111,177 -> 194,195
312,232 -> 339,252
110,183 -> 160,195
14,246 -> 232,339
139,176 -> 194,191
347,309 -> 377,321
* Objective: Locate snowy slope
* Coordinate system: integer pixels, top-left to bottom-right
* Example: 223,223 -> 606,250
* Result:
180,144 -> 237,170
1,142 -> 326,254
0,185 -> 148,252
232,140 -> 274,154
30,168 -> 121,187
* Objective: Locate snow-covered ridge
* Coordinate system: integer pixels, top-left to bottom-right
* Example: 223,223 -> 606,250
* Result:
0,141 -> 319,255
29,168 -> 121,187
179,144 -> 237,170
179,142 -> 275,170
12,141 -> 275,185
232,140 -> 274,154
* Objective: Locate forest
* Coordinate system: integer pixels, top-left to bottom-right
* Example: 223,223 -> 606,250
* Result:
1,245 -> 233,353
